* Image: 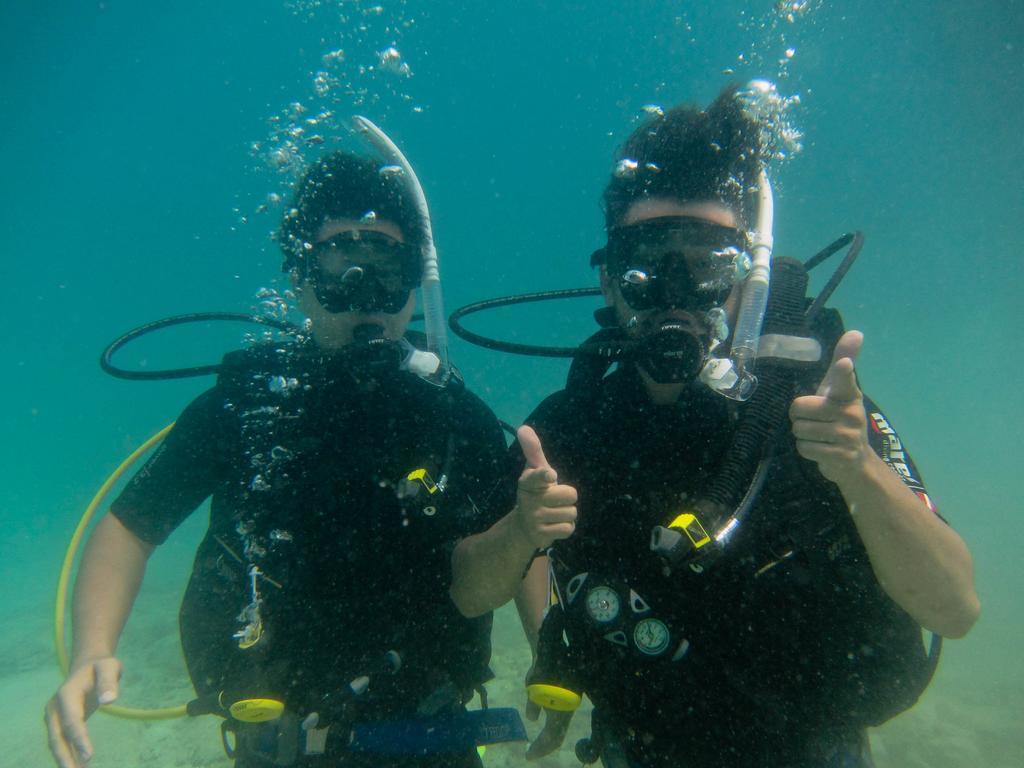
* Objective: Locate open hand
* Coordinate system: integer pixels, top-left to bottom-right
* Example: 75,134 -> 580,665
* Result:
45,656 -> 122,768
789,330 -> 871,485
514,426 -> 578,549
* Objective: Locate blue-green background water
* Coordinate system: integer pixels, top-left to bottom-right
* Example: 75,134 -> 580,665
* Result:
2,1 -> 1022,765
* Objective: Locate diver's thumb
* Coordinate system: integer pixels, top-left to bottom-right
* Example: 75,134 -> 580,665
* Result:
94,658 -> 122,705
517,425 -> 553,473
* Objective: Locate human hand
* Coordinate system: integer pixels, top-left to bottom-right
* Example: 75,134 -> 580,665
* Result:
514,426 -> 578,549
45,656 -> 122,768
789,330 -> 871,486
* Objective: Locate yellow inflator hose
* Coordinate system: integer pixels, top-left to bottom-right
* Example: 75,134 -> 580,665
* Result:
54,423 -> 188,720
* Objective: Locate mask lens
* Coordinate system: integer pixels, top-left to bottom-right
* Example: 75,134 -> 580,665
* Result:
312,231 -> 419,289
607,219 -> 743,312
308,230 -> 419,314
618,267 -> 656,311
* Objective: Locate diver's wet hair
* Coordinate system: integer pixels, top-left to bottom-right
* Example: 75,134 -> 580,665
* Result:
278,150 -> 426,274
602,85 -> 763,231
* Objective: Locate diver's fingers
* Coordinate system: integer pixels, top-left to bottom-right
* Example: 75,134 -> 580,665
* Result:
538,506 -> 577,525
519,465 -> 557,491
517,426 -> 554,473
540,522 -> 576,543
538,484 -> 578,508
45,700 -> 82,768
93,657 -> 122,705
790,418 -> 841,444
790,395 -> 834,422
526,709 -> 574,761
52,684 -> 93,767
794,438 -> 852,468
790,393 -> 859,424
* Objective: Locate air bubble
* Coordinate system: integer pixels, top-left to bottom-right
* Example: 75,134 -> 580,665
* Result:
614,158 -> 639,179
268,376 -> 300,394
322,49 -> 345,65
378,47 -> 411,77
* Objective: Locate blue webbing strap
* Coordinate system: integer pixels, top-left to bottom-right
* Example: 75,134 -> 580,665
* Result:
349,707 -> 527,755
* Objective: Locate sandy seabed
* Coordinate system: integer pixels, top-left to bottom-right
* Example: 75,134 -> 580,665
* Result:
9,583 -> 1022,768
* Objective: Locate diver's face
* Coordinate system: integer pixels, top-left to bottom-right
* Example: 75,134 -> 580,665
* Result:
600,198 -> 744,400
600,199 -> 743,334
296,217 -> 416,350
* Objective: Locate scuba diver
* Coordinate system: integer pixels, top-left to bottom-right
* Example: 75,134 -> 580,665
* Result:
43,143 -> 558,768
512,86 -> 980,767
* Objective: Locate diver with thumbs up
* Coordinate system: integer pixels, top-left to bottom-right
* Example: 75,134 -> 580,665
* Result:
507,87 -> 979,768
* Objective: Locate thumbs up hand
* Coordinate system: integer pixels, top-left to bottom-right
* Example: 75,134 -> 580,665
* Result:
514,426 -> 578,549
789,330 -> 872,486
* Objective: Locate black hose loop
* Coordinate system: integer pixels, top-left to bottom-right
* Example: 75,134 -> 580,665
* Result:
100,312 -> 299,380
448,288 -> 604,358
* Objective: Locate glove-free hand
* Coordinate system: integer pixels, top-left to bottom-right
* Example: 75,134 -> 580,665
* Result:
45,655 -> 122,768
515,426 -> 578,549
789,330 -> 871,485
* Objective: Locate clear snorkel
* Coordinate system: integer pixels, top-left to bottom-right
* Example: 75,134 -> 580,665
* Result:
700,81 -> 778,402
352,116 -> 450,379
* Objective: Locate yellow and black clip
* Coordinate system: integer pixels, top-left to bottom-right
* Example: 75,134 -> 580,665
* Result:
667,512 -> 712,551
406,468 -> 441,495
650,510 -> 721,567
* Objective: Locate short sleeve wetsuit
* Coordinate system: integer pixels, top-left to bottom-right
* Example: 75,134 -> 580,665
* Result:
521,364 -> 939,768
111,343 -> 511,766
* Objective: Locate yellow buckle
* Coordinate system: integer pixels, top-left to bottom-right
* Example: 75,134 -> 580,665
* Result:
667,512 -> 711,550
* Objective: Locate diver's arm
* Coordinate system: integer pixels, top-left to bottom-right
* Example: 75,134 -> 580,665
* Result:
515,556 -> 549,652
45,513 -> 153,768
450,426 -> 577,618
790,331 -> 979,639
832,449 -> 978,638
70,512 -> 154,664
450,511 -> 544,618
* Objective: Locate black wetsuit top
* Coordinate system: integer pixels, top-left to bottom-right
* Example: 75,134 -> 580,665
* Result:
523,365 -> 937,768
111,343 -> 510,723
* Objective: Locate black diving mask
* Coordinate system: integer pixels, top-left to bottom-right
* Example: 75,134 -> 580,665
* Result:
593,217 -> 747,313
308,230 -> 421,314
592,218 -> 748,384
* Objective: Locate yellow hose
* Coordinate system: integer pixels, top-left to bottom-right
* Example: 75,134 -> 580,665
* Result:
54,423 -> 189,720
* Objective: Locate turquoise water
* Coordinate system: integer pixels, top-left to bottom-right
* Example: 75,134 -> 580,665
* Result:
2,1 -> 1022,765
